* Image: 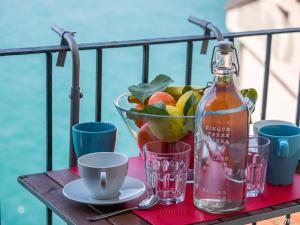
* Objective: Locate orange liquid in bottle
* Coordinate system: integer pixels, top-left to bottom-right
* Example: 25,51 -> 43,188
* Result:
194,77 -> 249,213
202,82 -> 249,170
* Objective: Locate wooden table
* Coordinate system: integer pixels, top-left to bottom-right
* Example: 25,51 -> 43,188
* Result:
18,168 -> 300,225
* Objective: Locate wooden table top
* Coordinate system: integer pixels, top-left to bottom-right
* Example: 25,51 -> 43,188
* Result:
18,169 -> 150,225
17,165 -> 300,225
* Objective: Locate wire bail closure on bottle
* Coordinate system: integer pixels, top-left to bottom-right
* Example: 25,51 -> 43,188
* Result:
210,41 -> 240,76
187,17 -> 239,76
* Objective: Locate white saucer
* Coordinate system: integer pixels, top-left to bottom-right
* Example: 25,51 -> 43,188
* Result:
63,176 -> 145,205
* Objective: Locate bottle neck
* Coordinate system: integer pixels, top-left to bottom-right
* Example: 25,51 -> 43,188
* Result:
212,48 -> 236,88
212,73 -> 235,88
214,73 -> 234,84
210,41 -> 239,91
212,42 -> 236,80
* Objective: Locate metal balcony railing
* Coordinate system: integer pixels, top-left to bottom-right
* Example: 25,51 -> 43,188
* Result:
1,18 -> 300,225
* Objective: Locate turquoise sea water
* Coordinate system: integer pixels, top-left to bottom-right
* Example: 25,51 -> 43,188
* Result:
0,1 -> 226,224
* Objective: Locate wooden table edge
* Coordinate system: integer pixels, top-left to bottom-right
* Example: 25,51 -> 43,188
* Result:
17,174 -> 76,225
220,202 -> 300,225
18,172 -> 150,225
18,170 -> 300,225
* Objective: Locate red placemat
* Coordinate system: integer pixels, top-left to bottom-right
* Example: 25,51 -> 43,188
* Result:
71,156 -> 300,225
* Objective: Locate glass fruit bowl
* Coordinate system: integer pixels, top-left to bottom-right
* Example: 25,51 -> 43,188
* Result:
114,92 -> 195,168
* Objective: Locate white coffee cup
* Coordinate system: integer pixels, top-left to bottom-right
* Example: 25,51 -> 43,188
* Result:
78,152 -> 128,199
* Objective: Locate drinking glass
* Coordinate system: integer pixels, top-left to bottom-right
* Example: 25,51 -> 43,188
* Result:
247,136 -> 270,197
144,141 -> 191,205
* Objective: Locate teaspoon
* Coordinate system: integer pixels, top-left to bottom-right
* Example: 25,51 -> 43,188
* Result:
87,195 -> 159,221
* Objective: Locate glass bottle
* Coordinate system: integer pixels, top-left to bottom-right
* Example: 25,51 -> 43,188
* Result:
194,41 -> 249,213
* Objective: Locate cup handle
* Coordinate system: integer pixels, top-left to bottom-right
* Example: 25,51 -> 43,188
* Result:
278,138 -> 289,158
100,171 -> 107,189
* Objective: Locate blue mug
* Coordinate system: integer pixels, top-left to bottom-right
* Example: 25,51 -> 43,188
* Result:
258,124 -> 300,185
72,122 -> 117,158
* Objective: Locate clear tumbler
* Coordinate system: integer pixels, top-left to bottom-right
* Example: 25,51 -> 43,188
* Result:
247,136 -> 270,197
144,141 -> 191,205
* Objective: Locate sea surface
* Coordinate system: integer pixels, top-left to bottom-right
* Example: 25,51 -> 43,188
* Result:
0,0 -> 226,224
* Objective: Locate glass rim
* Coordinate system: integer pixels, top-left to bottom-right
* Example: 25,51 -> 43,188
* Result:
259,124 -> 300,138
72,122 -> 116,134
114,93 -> 195,119
248,135 -> 270,148
143,140 -> 191,156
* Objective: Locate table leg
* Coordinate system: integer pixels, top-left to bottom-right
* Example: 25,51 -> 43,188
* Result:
285,214 -> 290,225
47,208 -> 52,225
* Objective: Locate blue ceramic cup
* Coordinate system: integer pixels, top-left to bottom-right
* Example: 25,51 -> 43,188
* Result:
72,122 -> 117,158
258,124 -> 300,185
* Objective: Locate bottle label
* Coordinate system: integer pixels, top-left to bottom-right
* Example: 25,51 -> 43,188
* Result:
204,124 -> 231,145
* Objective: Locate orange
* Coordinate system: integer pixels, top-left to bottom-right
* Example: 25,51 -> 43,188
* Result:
148,91 -> 176,106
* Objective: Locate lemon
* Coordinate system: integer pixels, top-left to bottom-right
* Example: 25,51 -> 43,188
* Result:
176,91 -> 194,114
176,91 -> 202,115
175,91 -> 202,132
164,86 -> 184,101
149,105 -> 188,141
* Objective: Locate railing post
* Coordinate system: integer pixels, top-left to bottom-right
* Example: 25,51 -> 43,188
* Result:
95,49 -> 103,122
46,52 -> 53,172
142,45 -> 149,83
185,41 -> 193,85
51,25 -> 81,167
261,34 -> 272,120
46,52 -> 53,225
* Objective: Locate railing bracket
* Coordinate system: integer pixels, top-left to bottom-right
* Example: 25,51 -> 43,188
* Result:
201,26 -> 211,54
51,24 -> 81,167
188,16 -> 224,54
69,92 -> 83,99
55,31 -> 77,67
